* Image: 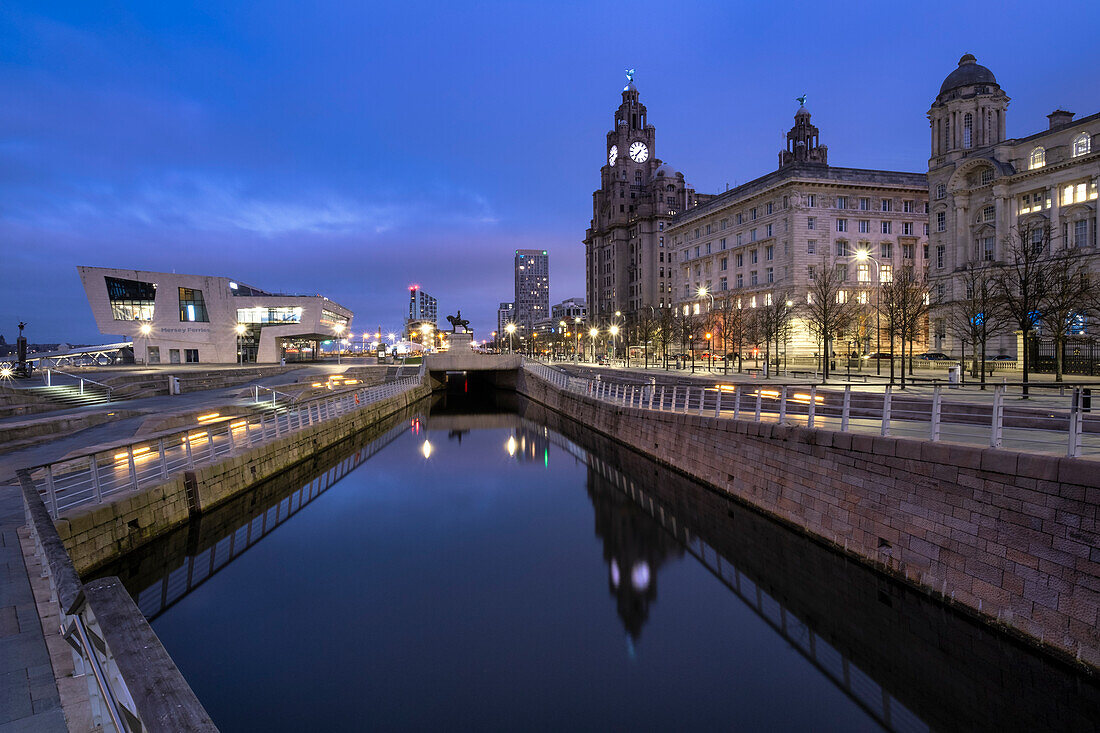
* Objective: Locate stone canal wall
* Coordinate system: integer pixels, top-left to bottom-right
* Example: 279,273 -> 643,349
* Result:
58,383 -> 431,575
516,370 -> 1100,669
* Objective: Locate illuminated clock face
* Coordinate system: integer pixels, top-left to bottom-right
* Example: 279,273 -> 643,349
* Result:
609,145 -> 618,166
629,141 -> 649,163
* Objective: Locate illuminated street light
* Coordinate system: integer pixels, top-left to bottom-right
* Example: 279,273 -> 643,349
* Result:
421,439 -> 432,459
855,248 -> 883,375
505,323 -> 516,353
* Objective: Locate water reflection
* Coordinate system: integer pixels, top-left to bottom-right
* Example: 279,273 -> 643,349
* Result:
92,392 -> 1100,733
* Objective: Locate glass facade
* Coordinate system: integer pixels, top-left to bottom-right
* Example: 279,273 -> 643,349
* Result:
105,276 -> 156,321
179,288 -> 209,322
236,306 -> 303,324
320,309 -> 349,328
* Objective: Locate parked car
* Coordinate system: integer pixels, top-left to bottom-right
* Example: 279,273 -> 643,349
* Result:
917,352 -> 952,360
989,354 -> 1016,361
862,352 -> 894,360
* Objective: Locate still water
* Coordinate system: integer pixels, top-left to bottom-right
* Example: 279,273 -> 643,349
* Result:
98,392 -> 1100,732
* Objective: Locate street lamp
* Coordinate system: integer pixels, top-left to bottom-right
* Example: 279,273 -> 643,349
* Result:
333,323 -> 346,364
609,324 -> 619,365
705,331 -> 713,372
589,327 -> 599,363
505,323 -> 516,353
139,322 -> 152,365
574,317 -> 582,361
854,249 -> 883,376
234,323 -> 246,365
559,321 -> 567,361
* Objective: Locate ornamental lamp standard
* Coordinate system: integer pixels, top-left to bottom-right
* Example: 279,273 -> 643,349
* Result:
589,327 -> 599,363
559,321 -> 567,360
609,324 -> 620,365
574,317 -> 582,361
234,323 -> 246,365
854,249 -> 883,375
705,331 -> 713,372
505,323 -> 516,353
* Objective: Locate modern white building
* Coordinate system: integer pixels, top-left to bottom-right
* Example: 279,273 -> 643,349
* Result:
78,266 -> 353,364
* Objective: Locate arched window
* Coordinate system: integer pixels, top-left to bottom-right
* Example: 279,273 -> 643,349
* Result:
1029,147 -> 1046,170
1073,133 -> 1091,157
963,113 -> 973,148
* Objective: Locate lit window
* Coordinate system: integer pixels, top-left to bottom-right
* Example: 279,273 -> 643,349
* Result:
857,263 -> 870,283
1029,147 -> 1046,170
880,264 -> 893,282
857,291 -> 868,304
1073,133 -> 1091,157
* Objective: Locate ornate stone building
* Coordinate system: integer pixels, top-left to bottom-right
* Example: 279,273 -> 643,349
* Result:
667,108 -> 929,357
583,74 -> 710,323
927,54 -> 1100,356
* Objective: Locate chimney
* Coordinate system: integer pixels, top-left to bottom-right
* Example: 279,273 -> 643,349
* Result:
1047,110 -> 1075,130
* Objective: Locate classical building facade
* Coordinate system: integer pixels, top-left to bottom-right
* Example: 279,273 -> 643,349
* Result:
78,266 -> 352,364
927,54 -> 1100,356
667,108 -> 929,357
583,74 -> 710,323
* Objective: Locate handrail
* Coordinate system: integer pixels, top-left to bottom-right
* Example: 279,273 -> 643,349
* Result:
522,359 -> 1099,460
252,384 -> 295,407
22,370 -> 427,518
43,368 -> 114,401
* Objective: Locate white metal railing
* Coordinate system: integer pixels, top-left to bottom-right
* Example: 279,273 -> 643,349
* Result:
25,363 -> 426,518
522,360 -> 1099,460
43,368 -> 114,401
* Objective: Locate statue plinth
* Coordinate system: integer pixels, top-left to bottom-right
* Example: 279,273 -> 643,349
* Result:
448,331 -> 474,351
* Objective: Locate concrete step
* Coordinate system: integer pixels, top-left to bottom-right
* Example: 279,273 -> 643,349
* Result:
25,385 -> 112,407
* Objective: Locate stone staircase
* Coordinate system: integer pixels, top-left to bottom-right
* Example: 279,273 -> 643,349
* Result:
21,383 -> 113,408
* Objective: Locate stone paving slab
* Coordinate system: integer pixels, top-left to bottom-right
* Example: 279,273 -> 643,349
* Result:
0,485 -> 65,731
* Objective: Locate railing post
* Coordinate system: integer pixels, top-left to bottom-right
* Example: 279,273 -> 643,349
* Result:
755,390 -> 762,421
671,386 -> 678,412
90,453 -> 103,503
226,422 -> 235,451
185,435 -> 194,468
807,386 -> 816,428
881,385 -> 892,437
158,438 -> 168,479
206,428 -> 216,460
245,416 -> 253,446
990,385 -> 1004,448
648,385 -> 655,410
127,446 -> 139,491
253,385 -> 258,402
1068,389 -> 1083,458
714,388 -> 722,418
930,386 -> 942,441
44,466 -> 59,518
842,385 -> 851,431
779,386 -> 787,422
659,386 -> 666,411
80,378 -> 85,396
275,410 -> 283,437
733,387 -> 741,420
697,387 -> 704,416
46,368 -> 51,387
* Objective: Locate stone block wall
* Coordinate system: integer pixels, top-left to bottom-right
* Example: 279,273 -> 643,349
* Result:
517,371 -> 1100,669
59,384 -> 431,574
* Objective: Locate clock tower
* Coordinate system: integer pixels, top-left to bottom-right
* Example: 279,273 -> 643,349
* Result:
584,71 -> 705,323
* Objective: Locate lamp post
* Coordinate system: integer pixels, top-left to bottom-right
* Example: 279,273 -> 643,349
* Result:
505,323 -> 516,353
333,323 -> 346,364
855,249 -> 883,376
559,321 -> 566,361
234,323 -> 246,365
609,324 -> 619,366
589,327 -> 599,363
705,331 -> 713,372
574,317 -> 582,362
139,322 -> 152,365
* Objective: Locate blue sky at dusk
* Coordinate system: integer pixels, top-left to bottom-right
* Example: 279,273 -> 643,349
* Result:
3,1 -> 1099,342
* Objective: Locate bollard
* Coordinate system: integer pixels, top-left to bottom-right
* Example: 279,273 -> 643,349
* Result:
881,386 -> 892,437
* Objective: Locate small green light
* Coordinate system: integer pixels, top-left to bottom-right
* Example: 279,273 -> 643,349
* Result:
544,449 -> 549,467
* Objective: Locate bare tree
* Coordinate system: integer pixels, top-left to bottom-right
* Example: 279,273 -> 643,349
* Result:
880,266 -> 929,387
803,257 -> 861,382
940,263 -> 1008,388
657,306 -> 676,370
752,291 -> 797,378
991,222 -> 1055,396
714,295 -> 748,374
632,306 -> 660,370
1037,252 -> 1092,382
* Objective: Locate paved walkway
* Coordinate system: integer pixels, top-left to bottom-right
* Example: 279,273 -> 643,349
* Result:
0,485 -> 66,732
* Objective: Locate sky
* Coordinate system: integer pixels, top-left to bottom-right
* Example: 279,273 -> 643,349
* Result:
3,0 -> 1100,343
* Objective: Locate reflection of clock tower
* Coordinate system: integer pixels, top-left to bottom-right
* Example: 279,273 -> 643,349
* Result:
584,71 -> 709,322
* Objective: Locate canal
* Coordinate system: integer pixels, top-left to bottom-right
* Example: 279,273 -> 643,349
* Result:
94,391 -> 1100,732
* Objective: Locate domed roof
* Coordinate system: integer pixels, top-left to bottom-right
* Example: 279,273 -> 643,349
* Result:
939,54 -> 997,95
623,80 -> 637,92
795,106 -> 811,118
654,163 -> 677,178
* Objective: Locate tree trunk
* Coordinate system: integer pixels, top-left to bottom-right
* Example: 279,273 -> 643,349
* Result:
1021,328 -> 1030,398
1055,336 -> 1064,382
979,335 -> 987,390
889,336 -> 896,385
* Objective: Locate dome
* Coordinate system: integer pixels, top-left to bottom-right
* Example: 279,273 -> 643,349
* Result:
939,54 -> 997,96
655,163 -> 676,178
623,80 -> 637,92
795,106 -> 811,118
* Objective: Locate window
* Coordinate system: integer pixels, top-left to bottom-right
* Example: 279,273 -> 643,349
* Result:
807,194 -> 816,207
836,240 -> 850,256
836,196 -> 848,209
695,246 -> 700,258
880,242 -> 893,258
736,273 -> 743,288
859,197 -> 869,211
751,207 -> 758,220
980,168 -> 994,186
750,249 -> 758,264
1073,133 -> 1091,157
236,307 -> 303,324
104,276 -> 156,321
720,276 -> 728,291
766,267 -> 774,283
903,200 -> 913,213
736,233 -> 743,246
750,229 -> 758,242
881,221 -> 892,234
720,237 -> 727,249
658,221 -> 665,231
750,271 -> 758,286
963,113 -> 973,148
858,220 -> 870,233
807,240 -> 816,254
736,253 -> 743,267
720,257 -> 728,270
807,217 -> 816,230
982,235 -> 995,261
808,265 -> 816,280
705,242 -> 711,254
935,183 -> 946,199
836,218 -> 848,232
936,244 -> 945,269
766,224 -> 773,237
880,264 -> 893,283
924,223 -> 930,236
720,218 -> 728,229
903,222 -> 914,235
178,288 -> 209,322
1072,219 -> 1089,248
765,245 -> 774,261
857,263 -> 869,283
836,264 -> 848,282
706,224 -> 712,234
184,349 -> 199,363
736,213 -> 743,225
982,205 -> 995,222
782,196 -> 789,208
766,202 -> 774,215
320,309 -> 349,327
903,243 -> 914,259
937,212 -> 946,232
881,199 -> 893,212
1020,190 -> 1050,213
1062,181 -> 1098,205
1029,147 -> 1046,170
